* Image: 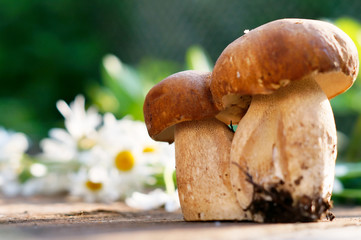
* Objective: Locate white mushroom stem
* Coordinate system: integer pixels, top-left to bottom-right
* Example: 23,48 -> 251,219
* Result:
230,76 -> 337,222
175,118 -> 246,221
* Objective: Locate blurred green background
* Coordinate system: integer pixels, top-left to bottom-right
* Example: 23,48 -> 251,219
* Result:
2,0 -> 361,162
3,0 -> 361,204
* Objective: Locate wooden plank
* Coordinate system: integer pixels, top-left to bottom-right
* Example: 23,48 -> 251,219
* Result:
1,196 -> 361,239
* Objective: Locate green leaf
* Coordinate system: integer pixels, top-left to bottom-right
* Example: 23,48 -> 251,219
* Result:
336,162 -> 361,179
138,57 -> 181,93
334,17 -> 361,83
185,45 -> 213,71
331,86 -> 361,115
333,189 -> 361,199
344,116 -> 361,162
102,54 -> 143,99
86,83 -> 120,116
101,54 -> 144,118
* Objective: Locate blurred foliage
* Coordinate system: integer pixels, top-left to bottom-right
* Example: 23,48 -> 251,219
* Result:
0,0 -> 111,140
89,45 -> 212,120
185,46 -> 213,72
324,17 -> 361,204
332,17 -> 361,162
2,0 -> 361,204
2,0 -> 361,142
333,162 -> 361,205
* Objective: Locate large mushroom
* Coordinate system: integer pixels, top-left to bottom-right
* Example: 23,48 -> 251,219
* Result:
211,19 -> 359,222
143,70 -> 245,220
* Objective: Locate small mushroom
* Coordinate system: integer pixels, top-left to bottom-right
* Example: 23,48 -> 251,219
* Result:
210,19 -> 359,222
143,70 -> 245,220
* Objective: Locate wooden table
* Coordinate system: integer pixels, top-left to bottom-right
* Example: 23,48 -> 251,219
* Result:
1,196 -> 361,239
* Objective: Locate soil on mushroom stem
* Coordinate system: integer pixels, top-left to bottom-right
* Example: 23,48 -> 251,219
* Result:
242,170 -> 335,223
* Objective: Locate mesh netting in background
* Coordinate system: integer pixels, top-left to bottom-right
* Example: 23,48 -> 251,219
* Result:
109,0 -> 361,64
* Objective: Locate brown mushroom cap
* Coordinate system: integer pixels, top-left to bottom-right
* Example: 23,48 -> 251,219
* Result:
143,70 -> 219,143
211,18 -> 359,110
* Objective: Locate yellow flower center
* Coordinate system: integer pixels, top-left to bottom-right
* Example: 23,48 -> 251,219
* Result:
85,180 -> 102,191
143,146 -> 156,153
115,150 -> 135,172
78,137 -> 96,150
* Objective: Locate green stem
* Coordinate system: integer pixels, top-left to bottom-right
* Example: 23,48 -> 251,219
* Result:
346,115 -> 361,162
163,165 -> 175,194
333,188 -> 361,199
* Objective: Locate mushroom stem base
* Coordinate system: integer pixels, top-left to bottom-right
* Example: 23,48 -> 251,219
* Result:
175,118 -> 246,221
242,170 -> 333,222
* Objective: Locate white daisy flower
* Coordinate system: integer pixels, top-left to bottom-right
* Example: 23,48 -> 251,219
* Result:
70,166 -> 120,203
40,128 -> 78,162
100,113 -> 176,176
97,114 -> 179,209
0,127 -> 29,196
40,95 -> 101,164
36,95 -> 178,207
94,114 -> 176,199
21,172 -> 69,196
96,115 -> 153,198
0,170 -> 22,197
0,127 -> 28,162
125,188 -> 180,212
56,95 -> 101,141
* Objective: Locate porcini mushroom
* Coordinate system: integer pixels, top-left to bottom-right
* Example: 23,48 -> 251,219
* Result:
143,70 -> 245,220
210,19 -> 359,222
